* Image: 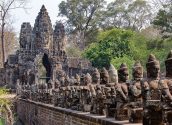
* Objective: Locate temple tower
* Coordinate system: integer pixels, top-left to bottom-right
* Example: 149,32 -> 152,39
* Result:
19,22 -> 32,50
33,5 -> 53,50
53,22 -> 66,53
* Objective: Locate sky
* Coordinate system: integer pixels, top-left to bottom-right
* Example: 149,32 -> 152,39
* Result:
12,0 -> 62,35
11,0 -> 113,36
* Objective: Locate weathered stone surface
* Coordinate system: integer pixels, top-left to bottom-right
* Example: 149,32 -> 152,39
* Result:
17,99 -> 141,125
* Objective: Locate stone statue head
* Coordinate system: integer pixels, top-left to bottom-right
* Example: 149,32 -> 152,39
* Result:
100,67 -> 109,84
146,54 -> 160,79
109,64 -> 118,84
75,74 -> 80,85
118,63 -> 129,82
132,61 -> 143,80
92,68 -> 100,84
165,50 -> 172,77
47,79 -> 53,89
64,75 -> 70,86
54,79 -> 60,89
56,61 -> 62,70
105,87 -> 111,97
84,73 -> 92,85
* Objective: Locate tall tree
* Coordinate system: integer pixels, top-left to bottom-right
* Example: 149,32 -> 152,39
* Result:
58,0 -> 106,48
153,2 -> 172,39
83,29 -> 134,68
101,0 -> 131,29
0,0 -> 27,68
0,27 -> 17,67
101,0 -> 152,31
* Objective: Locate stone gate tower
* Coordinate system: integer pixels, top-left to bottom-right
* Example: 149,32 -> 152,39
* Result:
4,5 -> 91,87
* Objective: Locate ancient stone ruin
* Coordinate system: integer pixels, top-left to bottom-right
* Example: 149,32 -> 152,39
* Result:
3,5 -> 172,125
4,5 -> 91,89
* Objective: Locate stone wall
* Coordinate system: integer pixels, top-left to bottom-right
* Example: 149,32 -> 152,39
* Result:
17,99 -> 140,125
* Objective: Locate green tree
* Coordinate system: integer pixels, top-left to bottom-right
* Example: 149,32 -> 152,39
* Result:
66,44 -> 82,57
58,0 -> 106,48
153,7 -> 172,39
0,88 -> 13,125
0,0 -> 28,67
84,29 -> 135,68
101,0 -> 152,31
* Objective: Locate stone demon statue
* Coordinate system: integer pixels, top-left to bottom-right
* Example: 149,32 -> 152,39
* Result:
128,61 -> 143,123
160,50 -> 172,124
141,54 -> 163,125
115,63 -> 129,120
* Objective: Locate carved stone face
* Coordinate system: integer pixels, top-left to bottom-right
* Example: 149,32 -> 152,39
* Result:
92,68 -> 100,84
166,62 -> 172,77
132,67 -> 143,80
109,64 -> 118,84
147,65 -> 160,78
84,73 -> 92,85
101,76 -> 109,84
101,68 -> 109,84
56,62 -> 62,70
146,54 -> 160,79
54,80 -> 60,89
118,68 -> 129,82
76,74 -> 80,83
165,51 -> 172,77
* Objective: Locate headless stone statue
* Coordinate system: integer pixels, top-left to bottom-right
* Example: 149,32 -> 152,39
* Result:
141,54 -> 164,125
91,85 -> 106,115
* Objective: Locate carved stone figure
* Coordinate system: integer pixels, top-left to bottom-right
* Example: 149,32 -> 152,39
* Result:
55,62 -> 66,86
115,63 -> 129,121
95,86 -> 106,115
28,70 -> 35,85
104,87 -> 116,117
52,79 -> 61,106
64,75 -> 70,86
141,54 -> 163,125
84,73 -> 92,86
92,68 -> 100,85
64,86 -> 73,108
128,61 -> 143,123
100,68 -> 109,85
70,86 -> 80,110
54,79 -> 60,89
107,64 -> 118,87
160,50 -> 172,124
103,64 -> 118,117
80,73 -> 92,111
74,74 -> 80,86
20,71 -> 28,85
16,79 -> 22,95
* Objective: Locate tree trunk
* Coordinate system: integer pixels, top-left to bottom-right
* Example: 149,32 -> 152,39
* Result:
1,20 -> 5,68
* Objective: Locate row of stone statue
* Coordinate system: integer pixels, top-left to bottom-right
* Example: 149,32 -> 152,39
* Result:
17,50 -> 172,125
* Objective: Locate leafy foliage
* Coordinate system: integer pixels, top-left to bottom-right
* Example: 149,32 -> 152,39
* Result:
101,0 -> 152,31
58,0 -> 106,48
83,28 -> 166,71
83,29 -> 139,68
66,44 -> 82,57
0,88 -> 13,125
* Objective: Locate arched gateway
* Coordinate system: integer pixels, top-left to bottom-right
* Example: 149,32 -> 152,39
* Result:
4,5 -> 91,87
